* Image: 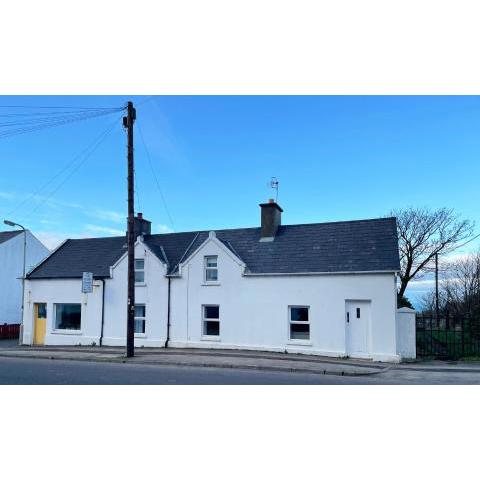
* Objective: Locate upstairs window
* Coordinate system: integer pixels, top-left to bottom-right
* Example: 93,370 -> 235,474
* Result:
289,306 -> 310,341
134,305 -> 146,334
204,255 -> 218,282
135,259 -> 145,283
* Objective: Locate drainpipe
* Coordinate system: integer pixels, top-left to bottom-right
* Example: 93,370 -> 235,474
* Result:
99,279 -> 106,346
165,276 -> 171,348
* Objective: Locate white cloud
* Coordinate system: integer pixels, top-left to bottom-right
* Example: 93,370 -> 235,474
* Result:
35,231 -> 82,250
154,224 -> 174,234
83,224 -> 124,236
0,191 -> 15,200
90,209 -> 125,224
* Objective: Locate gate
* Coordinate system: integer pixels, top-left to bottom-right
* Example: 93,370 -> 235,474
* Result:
0,323 -> 20,340
416,313 -> 480,360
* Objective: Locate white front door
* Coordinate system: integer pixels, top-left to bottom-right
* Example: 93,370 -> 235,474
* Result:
345,300 -> 371,356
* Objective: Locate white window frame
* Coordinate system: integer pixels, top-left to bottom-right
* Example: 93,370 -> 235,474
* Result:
202,304 -> 220,340
288,305 -> 311,344
204,255 -> 218,283
135,258 -> 145,284
52,303 -> 82,333
134,304 -> 146,336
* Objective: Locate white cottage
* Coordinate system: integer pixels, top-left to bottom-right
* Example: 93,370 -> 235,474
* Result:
0,230 -> 49,325
22,201 -> 405,361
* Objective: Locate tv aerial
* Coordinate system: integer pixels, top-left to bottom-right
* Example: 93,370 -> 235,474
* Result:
269,177 -> 279,202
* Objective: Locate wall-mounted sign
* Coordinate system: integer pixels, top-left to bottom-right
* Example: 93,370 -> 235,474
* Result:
82,272 -> 94,293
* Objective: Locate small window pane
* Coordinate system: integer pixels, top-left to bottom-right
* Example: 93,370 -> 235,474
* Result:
37,304 -> 47,319
55,304 -> 81,330
290,323 -> 310,340
135,305 -> 145,317
205,269 -> 218,281
134,319 -> 145,334
290,307 -> 309,322
135,259 -> 144,269
204,305 -> 219,319
356,307 -> 361,319
206,256 -> 217,267
204,320 -> 220,336
135,271 -> 145,283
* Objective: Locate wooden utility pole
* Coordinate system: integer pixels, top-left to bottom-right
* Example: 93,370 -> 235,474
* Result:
124,101 -> 136,357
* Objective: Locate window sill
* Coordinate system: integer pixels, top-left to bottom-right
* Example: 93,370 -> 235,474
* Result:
287,340 -> 312,347
135,283 -> 146,287
134,333 -> 147,338
51,329 -> 82,335
201,282 -> 221,286
201,335 -> 220,342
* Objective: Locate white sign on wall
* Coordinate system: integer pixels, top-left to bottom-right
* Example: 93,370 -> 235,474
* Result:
82,272 -> 94,293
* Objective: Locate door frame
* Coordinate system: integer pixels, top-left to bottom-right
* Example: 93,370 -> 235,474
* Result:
345,299 -> 372,357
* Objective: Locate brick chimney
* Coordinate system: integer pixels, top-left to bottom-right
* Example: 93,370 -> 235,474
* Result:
259,199 -> 283,241
134,212 -> 151,238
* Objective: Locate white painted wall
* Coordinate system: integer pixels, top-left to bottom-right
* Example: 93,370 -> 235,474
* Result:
169,236 -> 399,361
396,307 -> 416,360
0,231 -> 49,324
22,235 -> 399,361
102,241 -> 169,347
23,240 -> 169,347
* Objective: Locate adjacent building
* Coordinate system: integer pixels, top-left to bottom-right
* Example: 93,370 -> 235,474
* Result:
0,230 -> 49,325
22,201 -> 408,361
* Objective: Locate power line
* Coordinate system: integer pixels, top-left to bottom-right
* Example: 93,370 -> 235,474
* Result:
136,120 -> 175,231
0,107 -> 124,140
5,117 -> 122,218
0,105 -> 123,110
19,117 -> 121,223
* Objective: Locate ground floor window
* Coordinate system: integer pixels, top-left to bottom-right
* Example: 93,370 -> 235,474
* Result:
134,305 -> 146,334
289,306 -> 310,340
203,305 -> 220,337
54,304 -> 81,330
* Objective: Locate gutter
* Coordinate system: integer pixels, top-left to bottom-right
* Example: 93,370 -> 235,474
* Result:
165,276 -> 171,348
99,279 -> 106,346
242,269 -> 400,277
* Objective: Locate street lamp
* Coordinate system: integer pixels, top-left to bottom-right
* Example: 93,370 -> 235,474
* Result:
3,220 -> 26,345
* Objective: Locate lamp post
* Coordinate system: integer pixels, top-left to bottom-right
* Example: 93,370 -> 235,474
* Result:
4,220 -> 26,345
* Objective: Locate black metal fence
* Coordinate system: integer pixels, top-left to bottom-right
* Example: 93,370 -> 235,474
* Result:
416,312 -> 480,359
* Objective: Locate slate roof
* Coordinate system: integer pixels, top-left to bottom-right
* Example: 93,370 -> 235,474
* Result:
0,230 -> 23,245
27,217 -> 400,279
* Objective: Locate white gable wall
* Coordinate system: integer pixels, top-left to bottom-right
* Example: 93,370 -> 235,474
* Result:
0,231 -> 50,324
102,240 -> 168,347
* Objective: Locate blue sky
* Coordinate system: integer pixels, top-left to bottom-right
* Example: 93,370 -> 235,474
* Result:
0,95 -> 479,303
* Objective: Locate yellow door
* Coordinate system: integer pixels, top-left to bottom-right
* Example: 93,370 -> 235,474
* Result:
33,303 -> 47,345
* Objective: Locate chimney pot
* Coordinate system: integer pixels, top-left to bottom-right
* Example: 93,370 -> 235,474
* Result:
137,212 -> 143,219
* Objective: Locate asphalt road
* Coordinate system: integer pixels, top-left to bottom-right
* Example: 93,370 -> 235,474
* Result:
0,356 -> 480,384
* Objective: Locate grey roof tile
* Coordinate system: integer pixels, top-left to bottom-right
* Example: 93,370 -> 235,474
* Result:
27,217 -> 400,279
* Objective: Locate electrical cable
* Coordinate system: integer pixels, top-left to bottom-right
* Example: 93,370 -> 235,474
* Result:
0,107 -> 124,140
19,117 -> 121,223
5,116 -> 122,218
136,119 -> 175,231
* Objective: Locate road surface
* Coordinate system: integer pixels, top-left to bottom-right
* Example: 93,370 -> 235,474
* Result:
0,356 -> 479,384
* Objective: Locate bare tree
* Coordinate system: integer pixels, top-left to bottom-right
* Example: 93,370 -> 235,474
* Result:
441,252 -> 480,314
391,207 -> 475,299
